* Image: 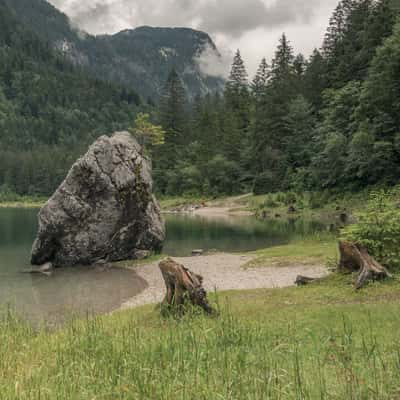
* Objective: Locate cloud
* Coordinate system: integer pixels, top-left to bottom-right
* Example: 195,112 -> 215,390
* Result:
49,0 -> 335,37
48,0 -> 339,76
194,44 -> 232,79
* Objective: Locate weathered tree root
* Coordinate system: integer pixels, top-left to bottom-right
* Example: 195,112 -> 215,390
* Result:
339,241 -> 392,289
295,275 -> 321,286
159,258 -> 216,315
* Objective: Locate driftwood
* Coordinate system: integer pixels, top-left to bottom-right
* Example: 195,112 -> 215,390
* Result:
295,275 -> 320,286
159,258 -> 215,315
339,241 -> 392,289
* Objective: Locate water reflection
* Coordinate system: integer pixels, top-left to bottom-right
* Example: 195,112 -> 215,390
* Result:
163,213 -> 326,256
0,208 -> 327,322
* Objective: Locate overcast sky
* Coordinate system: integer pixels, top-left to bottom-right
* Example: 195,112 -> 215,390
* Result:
48,0 -> 339,76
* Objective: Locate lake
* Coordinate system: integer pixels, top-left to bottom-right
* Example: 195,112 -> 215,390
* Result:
0,208 -> 326,323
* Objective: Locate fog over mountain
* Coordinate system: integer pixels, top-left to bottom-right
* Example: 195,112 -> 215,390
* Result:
49,0 -> 339,74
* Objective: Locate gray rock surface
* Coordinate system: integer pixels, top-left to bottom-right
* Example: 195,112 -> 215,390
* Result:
31,131 -> 165,267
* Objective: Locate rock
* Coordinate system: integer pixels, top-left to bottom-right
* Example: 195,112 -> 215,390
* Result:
134,250 -> 152,260
192,249 -> 204,257
22,262 -> 53,276
31,131 -> 165,267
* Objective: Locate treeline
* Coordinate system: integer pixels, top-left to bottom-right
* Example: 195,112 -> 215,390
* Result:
0,1 -> 142,196
154,0 -> 400,196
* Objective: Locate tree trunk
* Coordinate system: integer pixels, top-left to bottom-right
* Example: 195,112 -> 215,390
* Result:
339,241 -> 392,289
159,258 -> 215,315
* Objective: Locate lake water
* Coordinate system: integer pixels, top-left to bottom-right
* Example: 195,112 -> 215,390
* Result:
0,208 -> 326,323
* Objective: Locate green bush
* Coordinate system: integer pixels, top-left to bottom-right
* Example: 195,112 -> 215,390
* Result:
283,192 -> 297,206
342,190 -> 400,269
308,191 -> 331,210
0,184 -> 20,202
204,155 -> 241,195
264,195 -> 279,208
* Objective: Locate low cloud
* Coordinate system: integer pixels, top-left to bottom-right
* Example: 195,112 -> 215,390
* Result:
48,0 -> 339,76
194,44 -> 232,79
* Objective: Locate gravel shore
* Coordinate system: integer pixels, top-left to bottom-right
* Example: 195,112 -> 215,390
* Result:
121,253 -> 328,309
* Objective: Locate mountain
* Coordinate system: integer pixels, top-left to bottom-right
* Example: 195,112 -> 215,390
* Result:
3,0 -> 225,101
0,0 -> 142,196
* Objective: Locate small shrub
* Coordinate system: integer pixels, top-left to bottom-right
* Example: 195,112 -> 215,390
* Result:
342,190 -> 400,269
275,192 -> 286,203
283,191 -> 297,206
308,192 -> 323,209
264,195 -> 279,208
308,191 -> 331,210
0,184 -> 20,202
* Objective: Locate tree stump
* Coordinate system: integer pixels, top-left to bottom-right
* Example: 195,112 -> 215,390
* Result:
339,241 -> 392,289
159,258 -> 215,315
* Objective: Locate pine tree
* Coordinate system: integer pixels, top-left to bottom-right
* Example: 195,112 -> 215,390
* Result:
303,49 -> 328,108
293,54 -> 306,77
154,68 -> 187,181
263,33 -> 297,150
361,0 -> 397,69
270,34 -> 295,82
322,0 -> 355,58
251,58 -> 269,101
159,68 -> 186,138
225,49 -> 249,109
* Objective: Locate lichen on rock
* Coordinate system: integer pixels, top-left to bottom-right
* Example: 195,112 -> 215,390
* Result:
31,131 -> 165,267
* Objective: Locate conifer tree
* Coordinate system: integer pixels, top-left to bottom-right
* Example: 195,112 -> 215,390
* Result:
159,68 -> 186,139
303,49 -> 328,108
154,68 -> 187,187
322,0 -> 355,58
251,57 -> 269,101
270,33 -> 295,82
225,49 -> 249,109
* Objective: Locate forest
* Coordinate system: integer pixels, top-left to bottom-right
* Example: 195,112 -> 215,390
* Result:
0,0 -> 400,198
154,0 -> 400,196
0,1 -> 142,197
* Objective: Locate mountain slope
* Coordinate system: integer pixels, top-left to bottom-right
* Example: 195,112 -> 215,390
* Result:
4,0 -> 225,101
0,0 -> 141,195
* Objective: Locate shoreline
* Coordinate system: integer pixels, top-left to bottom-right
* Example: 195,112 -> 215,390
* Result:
120,253 -> 328,310
0,201 -> 44,209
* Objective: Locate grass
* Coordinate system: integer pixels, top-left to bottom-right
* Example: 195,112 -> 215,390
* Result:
159,196 -> 210,211
1,274 -> 400,399
246,234 -> 338,268
2,189 -> 400,398
0,199 -> 45,209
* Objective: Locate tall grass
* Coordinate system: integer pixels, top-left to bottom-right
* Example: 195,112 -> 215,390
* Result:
1,284 -> 400,400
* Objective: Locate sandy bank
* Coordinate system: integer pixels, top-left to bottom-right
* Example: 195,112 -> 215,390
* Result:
121,253 -> 327,309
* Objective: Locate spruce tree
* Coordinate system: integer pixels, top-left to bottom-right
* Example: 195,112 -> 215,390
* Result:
303,49 -> 328,108
153,68 -> 187,189
225,49 -> 249,109
270,33 -> 295,82
159,68 -> 186,139
251,58 -> 269,101
222,49 -> 250,170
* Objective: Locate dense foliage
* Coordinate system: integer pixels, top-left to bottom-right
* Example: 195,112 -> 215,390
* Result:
0,1 -> 142,196
153,0 -> 400,196
1,0 -> 400,198
342,189 -> 400,269
3,0 -> 224,102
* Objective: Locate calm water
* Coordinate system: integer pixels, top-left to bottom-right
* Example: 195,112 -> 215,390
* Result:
0,208 -> 325,322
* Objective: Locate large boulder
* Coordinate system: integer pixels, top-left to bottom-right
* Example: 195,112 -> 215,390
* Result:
31,131 -> 165,267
